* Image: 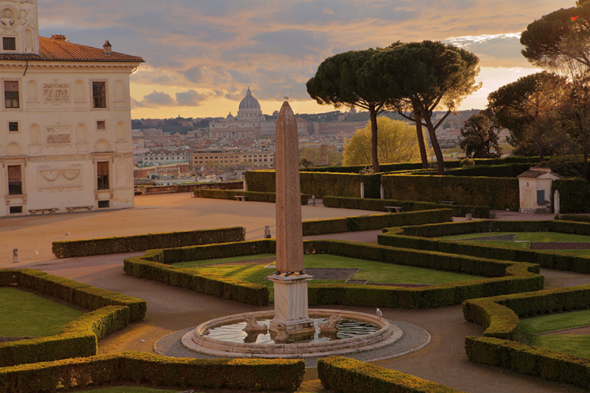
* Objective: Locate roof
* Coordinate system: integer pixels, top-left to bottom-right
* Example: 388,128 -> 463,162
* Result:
517,169 -> 563,179
0,36 -> 144,63
239,88 -> 261,110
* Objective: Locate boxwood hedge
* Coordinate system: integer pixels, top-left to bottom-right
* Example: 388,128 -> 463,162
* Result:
194,189 -> 309,205
0,352 -> 305,392
463,285 -> 590,390
52,227 -> 246,258
126,239 -> 543,310
378,220 -> 590,273
323,196 -> 491,218
0,270 -> 146,368
318,356 -> 464,393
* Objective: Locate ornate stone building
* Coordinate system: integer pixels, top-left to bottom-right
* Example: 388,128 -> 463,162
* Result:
209,88 -> 266,139
0,0 -> 143,216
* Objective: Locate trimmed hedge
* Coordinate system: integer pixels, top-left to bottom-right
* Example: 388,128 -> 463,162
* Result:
305,240 -> 543,309
552,179 -> 590,213
52,227 -> 246,258
444,163 -> 531,178
378,220 -> 590,273
463,285 -> 590,390
124,241 -> 275,307
323,196 -> 491,218
127,239 -> 543,310
0,352 -> 305,392
302,209 -> 453,236
0,270 -> 146,368
303,156 -> 541,174
382,174 -> 519,210
319,356 -> 464,392
245,171 -> 382,198
194,189 -> 309,205
558,214 -> 590,223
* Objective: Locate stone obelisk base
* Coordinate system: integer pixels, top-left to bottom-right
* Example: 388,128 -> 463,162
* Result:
269,274 -> 315,336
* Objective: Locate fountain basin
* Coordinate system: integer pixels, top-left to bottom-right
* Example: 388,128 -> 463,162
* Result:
182,309 -> 402,358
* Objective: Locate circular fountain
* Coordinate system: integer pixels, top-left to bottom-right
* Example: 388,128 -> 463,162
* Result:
182,309 -> 402,358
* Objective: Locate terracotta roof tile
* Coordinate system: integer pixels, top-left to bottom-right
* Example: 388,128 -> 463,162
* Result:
0,36 -> 144,62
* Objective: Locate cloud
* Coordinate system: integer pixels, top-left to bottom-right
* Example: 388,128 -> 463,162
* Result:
37,0 -> 568,116
176,89 -> 210,106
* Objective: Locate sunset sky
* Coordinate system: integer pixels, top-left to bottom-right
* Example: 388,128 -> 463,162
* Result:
38,0 -> 567,119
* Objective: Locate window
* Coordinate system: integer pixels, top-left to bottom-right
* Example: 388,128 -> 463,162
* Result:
97,161 -> 109,190
4,81 -> 19,108
97,120 -> 106,130
9,206 -> 22,214
9,122 -> 18,132
3,37 -> 16,51
8,165 -> 22,195
98,200 -> 110,208
92,82 -> 106,108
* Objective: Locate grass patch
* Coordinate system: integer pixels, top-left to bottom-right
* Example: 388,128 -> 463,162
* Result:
0,287 -> 84,337
173,253 -> 275,268
183,254 -> 484,302
520,309 -> 590,335
528,335 -> 590,360
439,232 -> 590,243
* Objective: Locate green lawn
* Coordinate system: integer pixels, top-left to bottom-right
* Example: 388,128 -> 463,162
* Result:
521,309 -> 590,359
438,232 -> 590,255
520,309 -> 590,335
173,253 -> 275,268
440,232 -> 590,243
0,288 -> 84,337
175,254 -> 484,302
528,335 -> 590,359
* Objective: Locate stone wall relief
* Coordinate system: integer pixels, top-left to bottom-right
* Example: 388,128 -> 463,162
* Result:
38,165 -> 83,190
43,80 -> 70,104
0,3 -> 33,34
45,123 -> 72,147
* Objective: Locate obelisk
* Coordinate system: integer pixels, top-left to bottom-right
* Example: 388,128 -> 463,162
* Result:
269,96 -> 315,337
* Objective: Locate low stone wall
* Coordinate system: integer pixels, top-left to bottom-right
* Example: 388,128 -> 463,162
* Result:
135,181 -> 244,195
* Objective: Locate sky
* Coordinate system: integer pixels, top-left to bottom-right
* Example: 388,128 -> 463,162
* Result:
37,0 -> 569,119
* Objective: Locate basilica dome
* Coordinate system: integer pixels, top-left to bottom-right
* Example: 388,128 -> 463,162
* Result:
239,87 -> 261,110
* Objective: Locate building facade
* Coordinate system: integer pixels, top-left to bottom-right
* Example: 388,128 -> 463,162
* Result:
192,149 -> 274,168
0,0 -> 143,216
208,88 -> 266,139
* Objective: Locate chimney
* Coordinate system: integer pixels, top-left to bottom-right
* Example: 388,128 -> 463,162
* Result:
103,40 -> 112,55
51,35 -> 66,42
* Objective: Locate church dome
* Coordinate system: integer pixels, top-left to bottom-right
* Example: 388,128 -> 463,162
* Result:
239,88 -> 261,110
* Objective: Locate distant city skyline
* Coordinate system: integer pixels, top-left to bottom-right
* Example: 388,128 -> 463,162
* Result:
38,0 -> 565,118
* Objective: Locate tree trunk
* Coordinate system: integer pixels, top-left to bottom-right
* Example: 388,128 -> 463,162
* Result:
421,107 -> 445,175
415,120 -> 429,169
369,105 -> 380,173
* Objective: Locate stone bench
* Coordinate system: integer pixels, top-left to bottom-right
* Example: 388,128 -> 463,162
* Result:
437,201 -> 457,205
384,206 -> 404,213
29,208 -> 59,215
66,206 -> 93,212
234,195 -> 248,201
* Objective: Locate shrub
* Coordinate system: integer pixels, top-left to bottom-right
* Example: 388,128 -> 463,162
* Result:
52,227 -> 246,258
318,356 -> 464,393
558,214 -> 590,223
124,241 -> 275,307
0,270 -> 145,367
378,220 -> 590,273
552,179 -> 590,213
323,196 -> 491,218
461,157 -> 475,167
305,240 -> 543,309
194,189 -> 309,205
246,171 -> 382,198
0,352 -> 305,392
302,209 -> 453,236
463,285 -> 590,390
382,174 -> 520,210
